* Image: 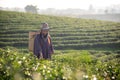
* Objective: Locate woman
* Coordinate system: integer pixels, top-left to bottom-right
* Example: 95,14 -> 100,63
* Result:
34,23 -> 54,59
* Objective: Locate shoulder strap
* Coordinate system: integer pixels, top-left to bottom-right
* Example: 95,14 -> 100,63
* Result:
48,35 -> 51,45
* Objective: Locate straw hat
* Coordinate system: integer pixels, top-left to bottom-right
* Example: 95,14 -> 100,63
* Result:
41,22 -> 49,31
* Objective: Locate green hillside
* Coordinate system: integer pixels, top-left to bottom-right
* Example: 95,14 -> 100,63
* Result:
0,10 -> 120,50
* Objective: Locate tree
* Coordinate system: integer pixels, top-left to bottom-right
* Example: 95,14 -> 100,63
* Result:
25,5 -> 38,14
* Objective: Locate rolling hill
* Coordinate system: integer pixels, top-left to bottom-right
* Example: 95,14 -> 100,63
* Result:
0,10 -> 120,51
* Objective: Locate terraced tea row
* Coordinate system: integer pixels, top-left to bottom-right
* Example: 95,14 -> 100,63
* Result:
0,10 -> 120,50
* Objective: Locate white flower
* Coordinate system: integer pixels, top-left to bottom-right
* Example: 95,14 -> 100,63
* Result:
92,75 -> 97,80
43,70 -> 45,73
18,61 -> 22,64
63,76 -> 67,79
43,65 -> 46,69
25,60 -> 27,63
37,63 -> 40,65
85,75 -> 88,78
32,67 -> 37,71
7,49 -> 10,53
7,66 -> 10,70
47,70 -> 50,73
23,57 -> 26,60
104,71 -> 107,77
50,74 -> 52,77
112,76 -> 115,79
26,68 -> 29,70
28,73 -> 31,76
45,77 -> 47,80
83,75 -> 88,78
10,58 -> 14,60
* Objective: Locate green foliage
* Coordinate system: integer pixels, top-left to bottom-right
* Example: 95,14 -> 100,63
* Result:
25,5 -> 38,14
0,48 -> 71,80
0,10 -> 120,50
0,48 -> 120,80
0,10 -> 120,80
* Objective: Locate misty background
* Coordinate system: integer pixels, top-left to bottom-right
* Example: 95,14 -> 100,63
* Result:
0,0 -> 120,22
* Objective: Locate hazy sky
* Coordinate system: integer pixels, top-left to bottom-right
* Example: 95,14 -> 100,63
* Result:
0,0 -> 120,9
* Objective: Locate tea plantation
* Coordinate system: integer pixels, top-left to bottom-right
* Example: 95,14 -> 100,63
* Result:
0,10 -> 120,51
0,10 -> 120,80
